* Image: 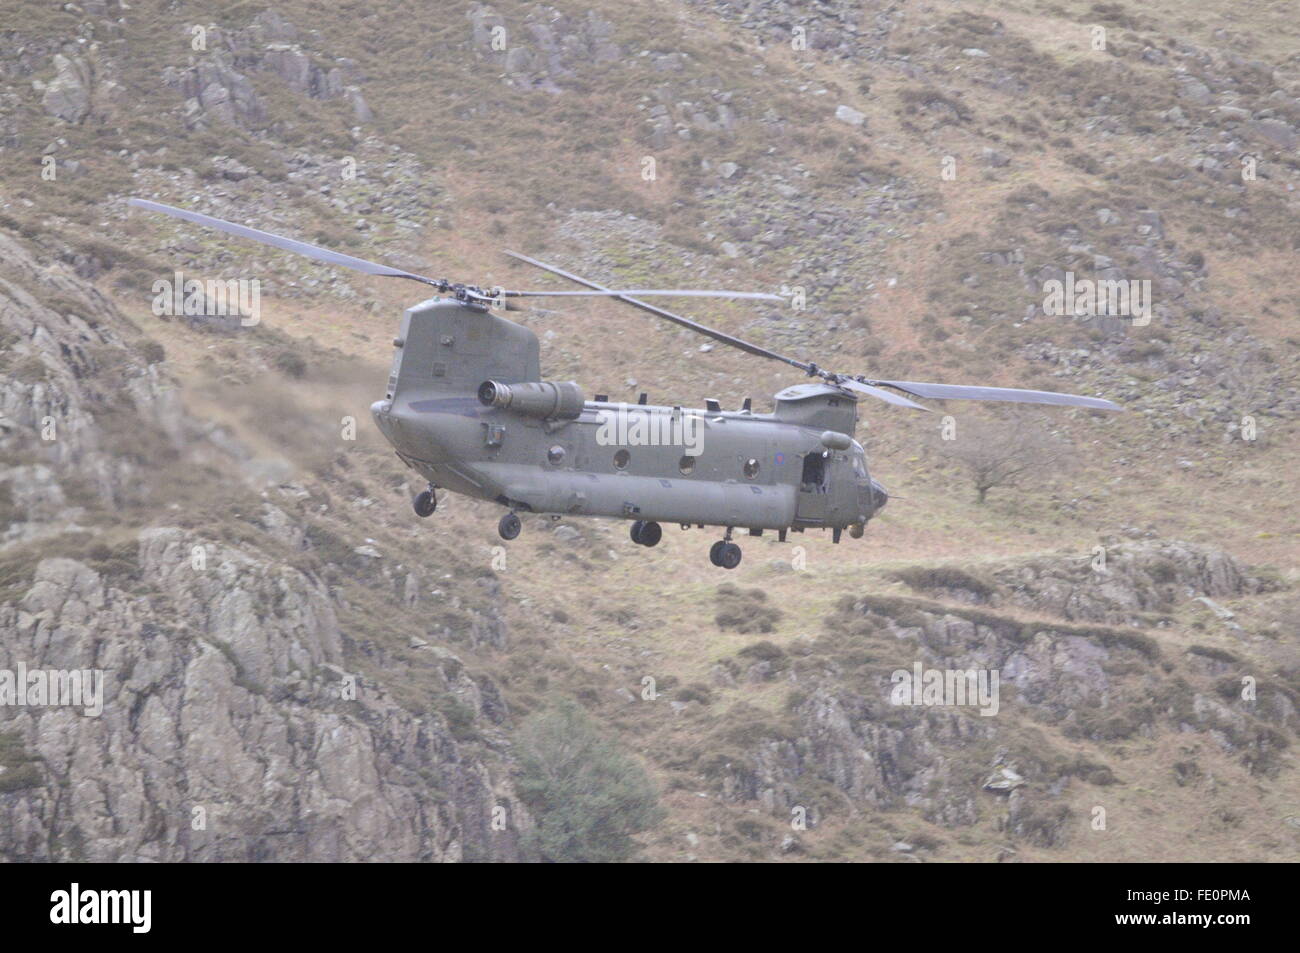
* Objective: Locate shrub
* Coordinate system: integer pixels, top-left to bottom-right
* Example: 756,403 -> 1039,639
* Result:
141,340 -> 166,365
273,350 -> 307,378
675,682 -> 713,705
716,585 -> 783,633
737,640 -> 785,663
1187,645 -> 1240,664
892,565 -> 997,600
513,697 -> 664,862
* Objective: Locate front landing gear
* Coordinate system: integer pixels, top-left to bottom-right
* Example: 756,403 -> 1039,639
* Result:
709,541 -> 742,569
498,511 -> 521,540
630,520 -> 662,547
709,529 -> 742,569
413,487 -> 437,518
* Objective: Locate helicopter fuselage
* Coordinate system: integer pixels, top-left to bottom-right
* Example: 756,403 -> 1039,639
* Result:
369,297 -> 885,539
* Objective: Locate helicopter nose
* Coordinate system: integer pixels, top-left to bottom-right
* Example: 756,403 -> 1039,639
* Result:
869,478 -> 889,512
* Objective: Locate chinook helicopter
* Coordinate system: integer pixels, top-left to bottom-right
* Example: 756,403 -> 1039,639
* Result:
130,198 -> 1120,569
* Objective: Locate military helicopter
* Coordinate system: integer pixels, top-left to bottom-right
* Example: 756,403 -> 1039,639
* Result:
130,198 -> 1120,569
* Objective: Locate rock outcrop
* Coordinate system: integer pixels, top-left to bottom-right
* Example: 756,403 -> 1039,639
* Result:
704,544 -> 1293,851
161,12 -> 371,130
468,4 -> 621,93
0,539 -> 524,862
893,541 -> 1256,624
0,232 -> 525,861
39,52 -> 93,123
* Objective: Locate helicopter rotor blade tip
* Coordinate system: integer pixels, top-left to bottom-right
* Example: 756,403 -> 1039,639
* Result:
129,198 -> 443,288
867,379 -> 1122,411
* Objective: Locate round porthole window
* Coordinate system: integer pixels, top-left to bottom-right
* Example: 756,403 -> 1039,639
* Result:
743,458 -> 760,479
547,446 -> 565,465
678,455 -> 695,475
613,449 -> 631,470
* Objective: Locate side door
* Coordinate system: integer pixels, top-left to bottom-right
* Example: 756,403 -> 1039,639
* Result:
793,448 -> 829,523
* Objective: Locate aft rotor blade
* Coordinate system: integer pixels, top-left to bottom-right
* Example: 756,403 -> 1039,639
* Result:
870,380 -> 1121,411
128,198 -> 443,288
838,378 -> 931,411
500,289 -> 785,301
504,251 -> 810,371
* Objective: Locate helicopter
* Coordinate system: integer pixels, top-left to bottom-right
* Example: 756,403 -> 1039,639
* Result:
129,198 -> 1121,569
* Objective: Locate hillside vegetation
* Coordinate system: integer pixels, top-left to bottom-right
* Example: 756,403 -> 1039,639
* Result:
0,0 -> 1296,861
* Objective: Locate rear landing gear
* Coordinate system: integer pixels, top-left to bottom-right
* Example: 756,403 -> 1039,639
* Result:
413,487 -> 437,518
630,520 -> 662,547
498,511 -> 521,540
709,531 -> 742,569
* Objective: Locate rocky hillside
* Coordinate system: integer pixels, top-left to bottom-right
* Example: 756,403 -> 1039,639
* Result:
1,0 -> 1297,862
0,233 -> 526,861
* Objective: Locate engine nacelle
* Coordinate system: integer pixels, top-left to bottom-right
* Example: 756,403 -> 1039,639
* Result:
478,380 -> 584,420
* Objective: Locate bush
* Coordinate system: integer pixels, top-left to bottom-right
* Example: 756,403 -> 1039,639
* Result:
273,350 -> 307,378
1187,645 -> 1240,664
140,340 -> 166,365
513,697 -> 664,862
715,585 -> 783,633
737,640 -> 785,663
675,682 -> 713,705
892,565 -> 996,600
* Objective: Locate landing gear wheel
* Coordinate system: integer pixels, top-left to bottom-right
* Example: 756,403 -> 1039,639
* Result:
413,489 -> 437,518
718,542 -> 742,570
638,521 -> 662,547
498,512 -> 521,540
709,540 -> 726,566
630,520 -> 645,544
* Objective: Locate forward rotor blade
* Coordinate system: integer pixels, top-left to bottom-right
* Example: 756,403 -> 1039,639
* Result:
128,198 -> 443,287
500,289 -> 785,301
870,380 -> 1121,411
501,251 -> 1120,413
838,378 -> 931,411
504,251 -> 810,371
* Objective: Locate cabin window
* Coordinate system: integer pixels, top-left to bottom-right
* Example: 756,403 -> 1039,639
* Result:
743,458 -> 760,479
547,446 -> 566,465
678,455 -> 695,475
613,449 -> 630,470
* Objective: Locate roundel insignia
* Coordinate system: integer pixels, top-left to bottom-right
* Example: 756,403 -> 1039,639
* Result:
774,452 -> 785,465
